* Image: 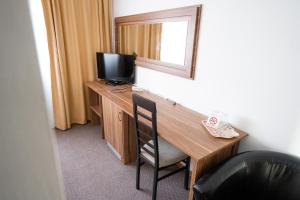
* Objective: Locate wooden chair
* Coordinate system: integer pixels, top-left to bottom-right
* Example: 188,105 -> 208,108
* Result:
132,94 -> 190,200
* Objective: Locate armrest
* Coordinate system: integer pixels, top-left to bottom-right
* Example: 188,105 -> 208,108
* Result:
193,153 -> 249,200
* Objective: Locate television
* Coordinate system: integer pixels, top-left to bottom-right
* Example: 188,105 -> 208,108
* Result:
96,52 -> 136,85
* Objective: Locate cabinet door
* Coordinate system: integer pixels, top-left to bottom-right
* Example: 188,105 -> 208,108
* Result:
102,97 -> 126,157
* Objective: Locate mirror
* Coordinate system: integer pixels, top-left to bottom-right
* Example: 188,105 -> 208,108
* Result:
117,21 -> 188,66
115,5 -> 201,79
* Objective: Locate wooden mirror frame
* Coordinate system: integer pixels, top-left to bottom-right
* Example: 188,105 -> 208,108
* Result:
115,5 -> 202,79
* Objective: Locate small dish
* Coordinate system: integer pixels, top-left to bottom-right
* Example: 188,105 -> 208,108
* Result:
202,120 -> 239,139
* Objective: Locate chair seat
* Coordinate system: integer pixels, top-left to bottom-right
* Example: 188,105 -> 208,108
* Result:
141,137 -> 188,167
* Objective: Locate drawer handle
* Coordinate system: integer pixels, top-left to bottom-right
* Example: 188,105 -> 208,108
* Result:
118,112 -> 122,121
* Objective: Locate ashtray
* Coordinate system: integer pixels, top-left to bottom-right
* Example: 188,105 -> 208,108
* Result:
202,120 -> 239,139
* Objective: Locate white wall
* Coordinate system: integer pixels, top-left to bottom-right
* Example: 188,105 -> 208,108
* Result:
114,0 -> 300,156
0,0 -> 65,199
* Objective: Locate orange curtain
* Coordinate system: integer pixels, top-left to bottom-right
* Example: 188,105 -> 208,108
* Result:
42,0 -> 112,130
118,23 -> 162,60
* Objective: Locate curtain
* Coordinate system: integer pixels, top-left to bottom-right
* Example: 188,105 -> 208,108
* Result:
42,0 -> 112,130
118,24 -> 162,60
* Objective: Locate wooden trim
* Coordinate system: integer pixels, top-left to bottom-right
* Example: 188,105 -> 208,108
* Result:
135,58 -> 190,78
115,6 -> 199,24
190,6 -> 201,79
115,5 -> 202,79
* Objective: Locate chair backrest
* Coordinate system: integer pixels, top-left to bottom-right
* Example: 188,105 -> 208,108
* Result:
132,94 -> 159,167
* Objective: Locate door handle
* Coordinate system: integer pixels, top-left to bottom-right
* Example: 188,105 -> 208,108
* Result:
118,112 -> 122,122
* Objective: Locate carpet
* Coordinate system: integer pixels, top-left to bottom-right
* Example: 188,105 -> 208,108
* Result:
56,124 -> 189,200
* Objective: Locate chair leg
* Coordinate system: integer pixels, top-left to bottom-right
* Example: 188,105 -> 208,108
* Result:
136,157 -> 141,190
152,168 -> 158,200
184,157 -> 190,190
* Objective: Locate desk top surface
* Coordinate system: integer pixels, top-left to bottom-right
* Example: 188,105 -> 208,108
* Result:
86,80 -> 248,160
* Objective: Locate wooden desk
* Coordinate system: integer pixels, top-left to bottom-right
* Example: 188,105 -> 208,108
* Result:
86,80 -> 248,200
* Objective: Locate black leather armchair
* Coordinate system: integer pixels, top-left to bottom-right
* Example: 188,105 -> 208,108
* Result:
193,151 -> 300,200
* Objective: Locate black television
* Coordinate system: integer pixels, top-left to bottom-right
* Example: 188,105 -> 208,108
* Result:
96,52 -> 136,85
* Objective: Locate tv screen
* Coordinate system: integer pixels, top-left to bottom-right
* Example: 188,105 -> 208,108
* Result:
96,52 -> 135,84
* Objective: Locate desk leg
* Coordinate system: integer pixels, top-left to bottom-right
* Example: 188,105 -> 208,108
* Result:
188,143 -> 240,200
188,158 -> 204,200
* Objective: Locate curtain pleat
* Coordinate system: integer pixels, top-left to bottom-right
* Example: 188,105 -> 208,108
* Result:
42,0 -> 112,130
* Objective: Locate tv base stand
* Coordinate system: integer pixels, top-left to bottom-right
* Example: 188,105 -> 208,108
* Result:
105,80 -> 130,86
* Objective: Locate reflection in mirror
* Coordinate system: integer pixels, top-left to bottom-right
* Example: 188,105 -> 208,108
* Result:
117,21 -> 188,66
118,23 -> 162,60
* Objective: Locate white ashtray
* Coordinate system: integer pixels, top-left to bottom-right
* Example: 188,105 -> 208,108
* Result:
202,120 -> 239,139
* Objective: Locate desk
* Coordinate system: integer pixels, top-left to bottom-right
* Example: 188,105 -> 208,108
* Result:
86,80 -> 248,200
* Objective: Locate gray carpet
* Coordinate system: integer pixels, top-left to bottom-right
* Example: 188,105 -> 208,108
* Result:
56,124 -> 188,200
